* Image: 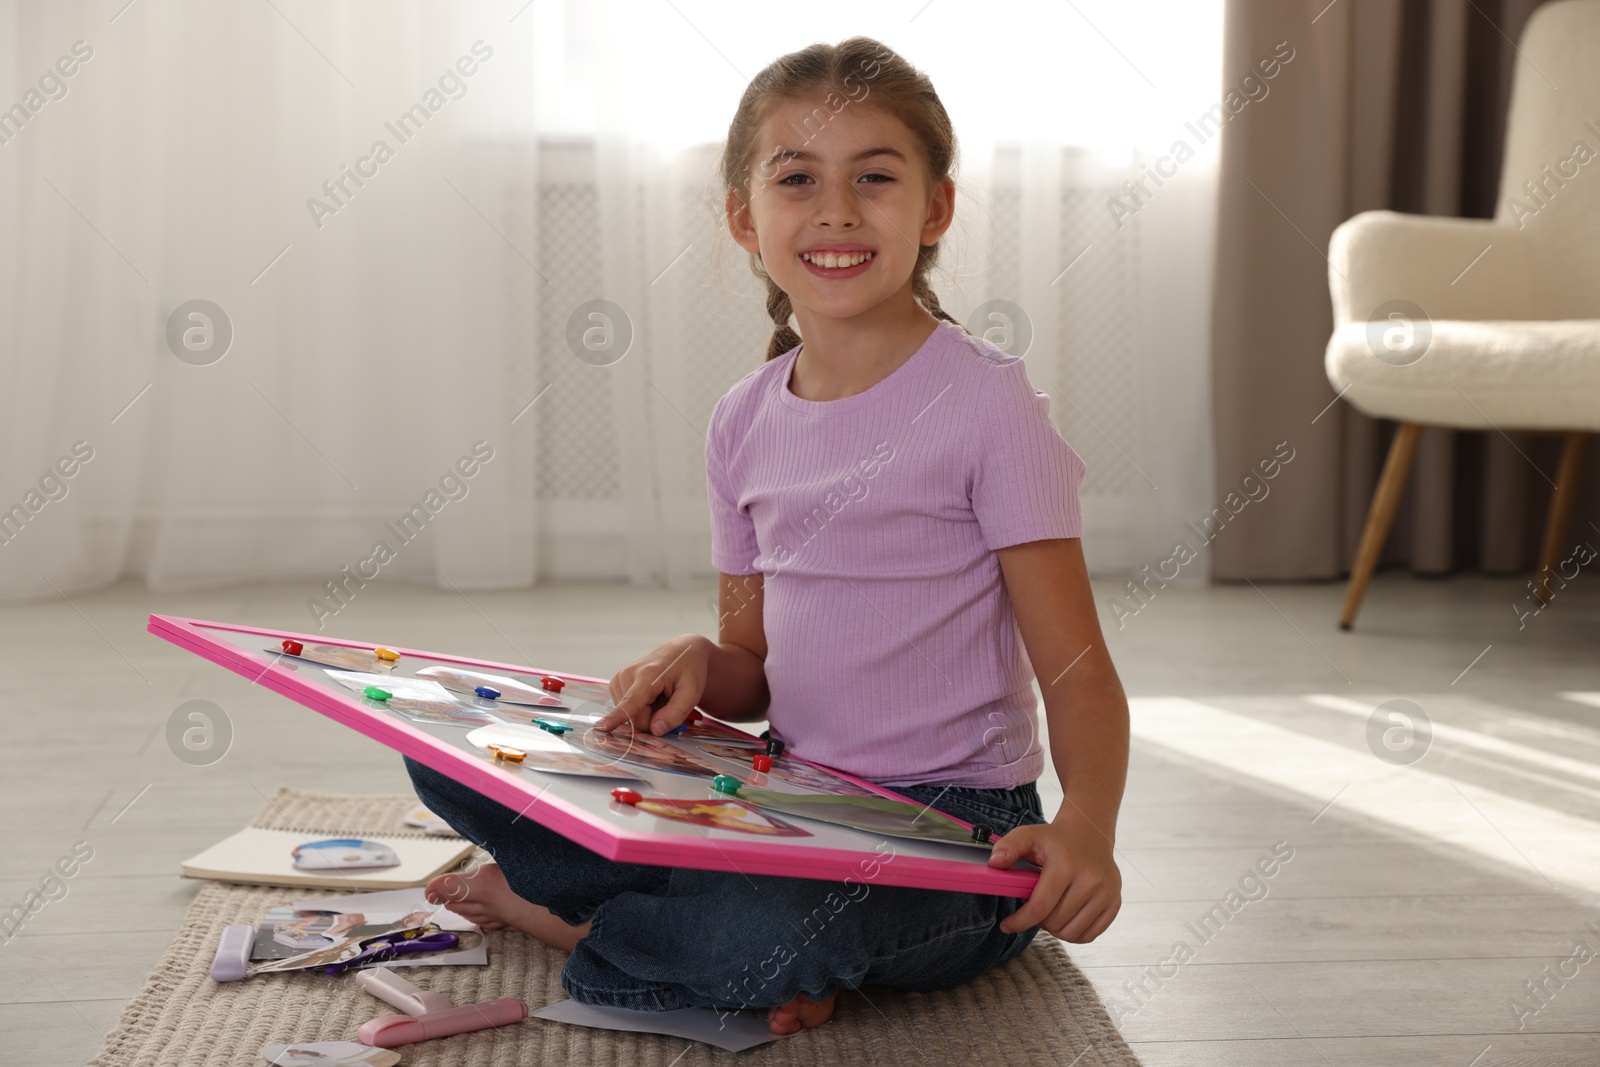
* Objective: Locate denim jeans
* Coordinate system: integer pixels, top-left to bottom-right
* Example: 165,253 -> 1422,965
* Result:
404,756 -> 1046,1012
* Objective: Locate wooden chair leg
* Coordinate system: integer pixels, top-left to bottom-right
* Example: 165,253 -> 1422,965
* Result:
1340,422 -> 1423,630
1533,432 -> 1588,602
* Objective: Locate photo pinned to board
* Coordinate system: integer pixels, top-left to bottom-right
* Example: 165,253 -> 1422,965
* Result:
465,723 -> 645,779
571,725 -> 725,779
268,644 -> 397,673
734,789 -> 994,849
624,796 -> 813,837
535,675 -> 613,705
322,670 -> 499,728
691,742 -> 878,797
416,666 -> 572,708
668,719 -> 761,745
323,670 -> 458,703
480,699 -> 607,730
387,699 -> 499,729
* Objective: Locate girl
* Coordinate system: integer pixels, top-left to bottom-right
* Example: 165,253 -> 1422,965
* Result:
409,36 -> 1129,1036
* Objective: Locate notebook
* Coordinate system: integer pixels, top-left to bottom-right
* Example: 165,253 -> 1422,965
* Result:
180,827 -> 474,889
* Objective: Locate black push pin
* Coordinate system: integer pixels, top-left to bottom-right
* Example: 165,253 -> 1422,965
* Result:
971,825 -> 994,844
764,737 -> 785,758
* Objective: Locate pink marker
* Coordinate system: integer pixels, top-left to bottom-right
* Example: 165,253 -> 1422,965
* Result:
355,967 -> 527,1047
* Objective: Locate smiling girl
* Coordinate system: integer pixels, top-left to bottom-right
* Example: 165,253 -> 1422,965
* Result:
408,36 -> 1130,1036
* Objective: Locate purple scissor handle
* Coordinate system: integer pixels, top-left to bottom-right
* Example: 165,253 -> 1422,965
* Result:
320,929 -> 459,975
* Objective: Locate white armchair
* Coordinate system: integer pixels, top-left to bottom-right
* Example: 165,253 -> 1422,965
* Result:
1325,0 -> 1600,628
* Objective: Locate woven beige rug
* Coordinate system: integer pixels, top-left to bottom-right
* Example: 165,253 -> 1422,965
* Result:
91,788 -> 1141,1066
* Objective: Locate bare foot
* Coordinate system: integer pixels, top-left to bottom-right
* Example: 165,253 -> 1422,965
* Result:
767,991 -> 836,1035
425,863 -> 590,951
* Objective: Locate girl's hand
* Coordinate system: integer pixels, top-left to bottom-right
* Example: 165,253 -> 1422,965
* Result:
988,807 -> 1122,942
597,635 -> 712,736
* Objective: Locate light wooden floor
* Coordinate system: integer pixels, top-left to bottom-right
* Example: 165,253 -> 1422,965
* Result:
3,572 -> 1597,1065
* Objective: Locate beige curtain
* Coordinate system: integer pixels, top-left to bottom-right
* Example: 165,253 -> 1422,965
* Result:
1210,0 -> 1594,581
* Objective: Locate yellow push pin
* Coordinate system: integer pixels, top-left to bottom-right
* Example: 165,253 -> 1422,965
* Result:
373,647 -> 401,662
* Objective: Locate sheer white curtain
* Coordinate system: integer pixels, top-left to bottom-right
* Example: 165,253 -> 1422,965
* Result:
559,0 -> 1224,580
0,1 -> 541,604
0,0 -> 1222,605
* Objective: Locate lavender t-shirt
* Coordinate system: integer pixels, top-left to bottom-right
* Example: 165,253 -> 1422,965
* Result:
706,319 -> 1087,789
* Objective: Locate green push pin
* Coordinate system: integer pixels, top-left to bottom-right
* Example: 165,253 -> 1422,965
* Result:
711,775 -> 741,796
534,719 -> 572,734
363,686 -> 392,702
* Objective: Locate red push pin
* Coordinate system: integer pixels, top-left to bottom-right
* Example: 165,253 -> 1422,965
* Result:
540,675 -> 565,693
282,639 -> 304,656
610,788 -> 642,805
752,754 -> 773,772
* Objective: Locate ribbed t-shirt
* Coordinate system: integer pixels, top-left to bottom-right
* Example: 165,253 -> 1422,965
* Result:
705,318 -> 1087,788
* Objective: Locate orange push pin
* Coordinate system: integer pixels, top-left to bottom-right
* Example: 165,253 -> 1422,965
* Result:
488,744 -> 526,764
374,647 -> 401,662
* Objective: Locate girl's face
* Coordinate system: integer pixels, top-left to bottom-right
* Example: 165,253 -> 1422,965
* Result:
727,99 -> 954,325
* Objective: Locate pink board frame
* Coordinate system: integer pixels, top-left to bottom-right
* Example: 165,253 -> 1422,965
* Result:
148,614 -> 1039,898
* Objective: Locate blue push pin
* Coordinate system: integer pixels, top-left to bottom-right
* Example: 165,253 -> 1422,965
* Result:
474,685 -> 501,700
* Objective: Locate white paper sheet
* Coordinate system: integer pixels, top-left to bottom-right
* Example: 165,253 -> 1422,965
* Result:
261,1041 -> 399,1066
533,998 -> 786,1052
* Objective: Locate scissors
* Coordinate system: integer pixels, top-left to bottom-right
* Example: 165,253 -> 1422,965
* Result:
320,929 -> 460,975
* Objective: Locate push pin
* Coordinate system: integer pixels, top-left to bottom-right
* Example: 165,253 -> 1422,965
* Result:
971,825 -> 994,844
533,718 -> 572,734
752,754 -> 773,772
764,737 -> 785,759
488,744 -> 526,764
281,639 -> 304,656
711,775 -> 741,796
539,675 -> 565,693
374,647 -> 401,662
363,686 -> 392,702
610,787 -> 642,805
473,686 -> 501,700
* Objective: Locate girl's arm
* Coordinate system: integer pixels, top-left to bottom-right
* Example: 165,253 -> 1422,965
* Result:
989,537 -> 1129,943
600,573 -> 770,733
698,572 -> 771,722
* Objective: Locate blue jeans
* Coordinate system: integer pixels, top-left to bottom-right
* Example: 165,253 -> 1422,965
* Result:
404,756 -> 1045,1012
